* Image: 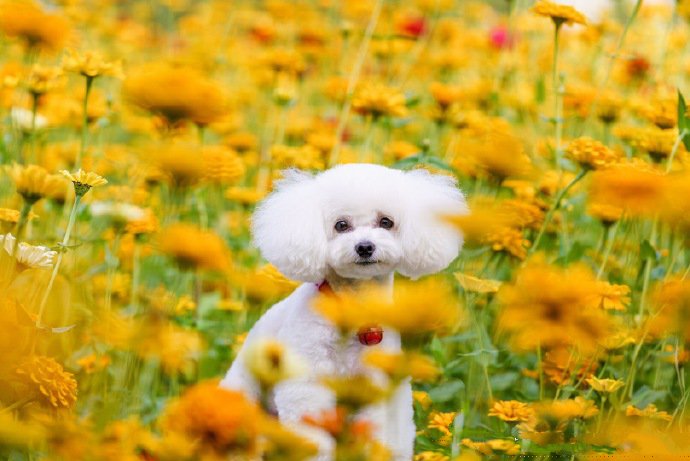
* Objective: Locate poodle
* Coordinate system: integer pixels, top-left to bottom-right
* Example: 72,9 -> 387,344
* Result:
221,163 -> 467,460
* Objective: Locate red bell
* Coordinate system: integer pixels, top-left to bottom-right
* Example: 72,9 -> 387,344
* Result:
357,326 -> 383,346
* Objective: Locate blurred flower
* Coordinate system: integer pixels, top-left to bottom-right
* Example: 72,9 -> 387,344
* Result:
202,145 -> 246,185
543,347 -> 598,385
76,354 -> 111,374
259,417 -> 318,461
123,63 -> 227,126
144,142 -> 205,188
162,381 -> 259,458
7,164 -> 66,204
589,163 -> 667,218
16,355 -> 77,408
158,223 -> 231,272
0,412 -> 46,448
321,375 -> 387,409
62,49 -> 123,79
352,82 -> 408,119
531,0 -> 587,26
566,137 -> 620,170
26,65 -> 63,96
488,400 -> 534,422
428,411 -> 456,440
648,277 -> 690,341
363,350 -> 440,383
497,258 -> 611,352
587,202 -> 623,226
461,438 -> 520,456
0,0 -> 70,51
626,404 -> 672,421
483,226 -> 530,260
593,282 -> 631,311
243,339 -> 306,390
586,377 -> 624,393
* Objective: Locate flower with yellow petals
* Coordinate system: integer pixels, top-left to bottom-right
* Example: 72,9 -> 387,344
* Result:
566,137 -> 620,170
592,282 -> 631,311
586,377 -> 624,393
531,0 -> 587,26
16,355 -> 77,408
363,350 -> 440,383
626,404 -> 673,421
243,339 -> 306,390
0,0 -> 71,51
488,400 -> 534,423
7,164 -> 67,204
26,65 -> 63,96
61,169 -> 108,196
352,82 -> 408,119
162,381 -> 259,457
158,223 -> 231,272
62,49 -> 124,79
454,272 -> 501,294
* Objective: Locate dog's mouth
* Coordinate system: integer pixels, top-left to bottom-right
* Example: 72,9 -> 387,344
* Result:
355,260 -> 380,266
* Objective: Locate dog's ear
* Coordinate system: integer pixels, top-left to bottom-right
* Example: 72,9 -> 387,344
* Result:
252,170 -> 328,283
397,169 -> 468,279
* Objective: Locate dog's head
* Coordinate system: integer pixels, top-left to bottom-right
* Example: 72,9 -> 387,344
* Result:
252,164 -> 468,283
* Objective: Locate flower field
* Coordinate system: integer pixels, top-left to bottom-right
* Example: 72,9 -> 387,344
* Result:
2,0 -> 690,459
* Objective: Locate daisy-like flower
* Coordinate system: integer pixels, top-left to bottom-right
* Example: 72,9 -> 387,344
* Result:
488,400 -> 534,423
363,350 -> 440,383
566,137 -> 620,170
61,48 -> 123,79
60,169 -> 107,197
158,223 -> 231,272
592,282 -> 631,311
11,240 -> 56,270
7,164 -> 67,204
352,82 -> 408,119
626,404 -> 673,421
483,226 -> 531,260
26,65 -> 63,96
161,381 -> 260,457
15,356 -> 77,408
586,377 -> 625,393
531,0 -> 587,27
0,0 -> 71,51
242,339 -> 306,391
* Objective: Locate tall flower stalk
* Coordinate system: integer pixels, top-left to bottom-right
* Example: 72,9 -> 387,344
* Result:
35,170 -> 107,328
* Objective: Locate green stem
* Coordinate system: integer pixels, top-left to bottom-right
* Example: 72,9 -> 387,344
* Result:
35,195 -> 81,328
76,76 -> 94,168
552,22 -> 563,170
639,219 -> 658,319
597,221 -> 619,279
530,169 -> 588,254
12,200 -> 33,255
666,129 -> 687,173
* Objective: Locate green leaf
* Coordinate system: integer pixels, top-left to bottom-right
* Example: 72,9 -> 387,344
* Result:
630,385 -> 667,409
429,379 -> 465,403
489,371 -> 519,391
392,154 -> 425,170
640,239 -> 658,262
678,90 -> 687,132
425,156 -> 457,174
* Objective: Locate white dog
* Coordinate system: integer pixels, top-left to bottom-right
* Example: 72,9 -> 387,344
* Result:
221,163 -> 467,460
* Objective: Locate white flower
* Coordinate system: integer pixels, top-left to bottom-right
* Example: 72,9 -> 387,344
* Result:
10,107 -> 48,131
90,202 -> 146,222
0,233 -> 56,269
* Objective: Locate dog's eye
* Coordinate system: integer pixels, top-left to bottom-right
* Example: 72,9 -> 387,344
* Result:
379,217 -> 394,229
334,220 -> 350,232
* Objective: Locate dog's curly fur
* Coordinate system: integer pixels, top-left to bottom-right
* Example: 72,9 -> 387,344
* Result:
221,163 -> 467,460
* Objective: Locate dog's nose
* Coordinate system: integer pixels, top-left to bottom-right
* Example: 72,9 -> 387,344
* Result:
355,241 -> 375,258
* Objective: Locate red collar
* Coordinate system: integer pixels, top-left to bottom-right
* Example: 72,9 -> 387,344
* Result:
317,280 -> 383,346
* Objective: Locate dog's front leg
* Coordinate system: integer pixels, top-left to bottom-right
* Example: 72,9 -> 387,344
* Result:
386,379 -> 416,460
273,378 -> 337,461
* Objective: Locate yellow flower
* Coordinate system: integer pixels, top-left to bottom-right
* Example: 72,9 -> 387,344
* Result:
123,63 -> 227,126
592,282 -> 631,311
60,169 -> 108,196
454,272 -> 501,294
62,48 -> 124,79
587,202 -> 623,226
414,452 -> 449,461
0,0 -> 71,51
531,0 -> 587,26
243,339 -> 306,389
76,354 -> 111,374
271,144 -> 324,170
461,438 -> 520,456
15,355 -> 78,408
589,162 -> 667,217
630,126 -> 681,162
258,417 -> 319,461
352,82 -> 408,119
483,226 -> 530,260
321,375 -> 387,409
201,145 -> 246,185
648,277 -> 690,341
497,257 -> 611,352
363,350 -> 440,383
566,137 -> 620,170
313,278 -> 461,337
428,411 -> 456,437
488,400 -> 534,422
26,65 -> 63,95
7,164 -> 67,203
225,186 -> 266,205
586,377 -> 624,393
453,131 -> 533,181
413,391 -> 432,410
0,412 -> 46,448
162,381 -> 260,457
158,223 -> 231,272
625,404 -> 673,421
